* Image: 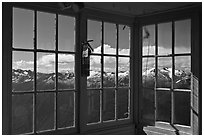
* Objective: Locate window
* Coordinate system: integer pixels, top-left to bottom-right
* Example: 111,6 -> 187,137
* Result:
87,20 -> 131,125
142,19 -> 191,125
12,8 -> 76,134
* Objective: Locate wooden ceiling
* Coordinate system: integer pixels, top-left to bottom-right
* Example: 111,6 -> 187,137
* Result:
30,2 -> 200,17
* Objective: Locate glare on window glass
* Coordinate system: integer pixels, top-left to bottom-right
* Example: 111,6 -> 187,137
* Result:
104,22 -> 116,55
87,20 -> 102,54
142,25 -> 155,56
175,19 -> 191,54
119,25 -> 130,55
158,22 -> 172,55
37,12 -> 55,50
58,15 -> 75,52
13,8 -> 34,49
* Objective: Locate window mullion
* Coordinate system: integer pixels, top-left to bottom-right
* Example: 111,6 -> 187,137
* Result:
171,21 -> 175,124
55,14 -> 58,130
33,10 -> 37,134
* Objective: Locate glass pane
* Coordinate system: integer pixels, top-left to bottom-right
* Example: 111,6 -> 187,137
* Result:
158,22 -> 172,55
87,20 -> 102,54
87,90 -> 100,124
119,25 -> 130,55
174,91 -> 190,125
175,19 -> 191,54
103,56 -> 116,87
37,12 -> 55,50
12,94 -> 33,134
104,22 -> 116,55
13,8 -> 34,49
156,90 -> 171,122
58,15 -> 75,52
36,93 -> 54,132
142,25 -> 155,56
103,89 -> 115,121
118,57 -> 129,87
58,92 -> 75,128
157,57 -> 172,88
58,54 -> 75,90
117,89 -> 129,119
142,57 -> 155,88
12,51 -> 34,92
37,53 -> 55,91
87,55 -> 101,88
175,56 -> 191,90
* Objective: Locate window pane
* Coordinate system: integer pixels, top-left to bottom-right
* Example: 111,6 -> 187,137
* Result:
58,92 -> 75,128
142,57 -> 155,88
13,8 -> 34,49
36,93 -> 54,132
58,15 -> 75,52
175,19 -> 191,54
175,56 -> 191,90
156,90 -> 171,122
157,57 -> 172,88
87,55 -> 101,88
12,51 -> 34,92
87,90 -> 100,124
12,94 -> 33,134
87,20 -> 102,54
37,53 -> 55,91
103,89 -> 115,121
143,25 -> 155,56
158,22 -> 172,55
119,25 -> 130,55
103,56 -> 116,87
104,22 -> 116,55
37,12 -> 55,50
58,54 -> 75,90
118,57 -> 129,87
117,89 -> 129,119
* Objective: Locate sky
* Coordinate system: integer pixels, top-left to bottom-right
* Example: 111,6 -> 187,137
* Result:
12,7 -> 191,74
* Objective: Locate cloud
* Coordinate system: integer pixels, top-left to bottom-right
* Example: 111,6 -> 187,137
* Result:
13,60 -> 34,70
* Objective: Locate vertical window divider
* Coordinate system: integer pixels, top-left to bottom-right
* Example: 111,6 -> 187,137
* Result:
100,21 -> 104,123
55,14 -> 58,130
115,24 -> 119,121
171,21 -> 175,124
33,10 -> 37,134
155,24 -> 158,121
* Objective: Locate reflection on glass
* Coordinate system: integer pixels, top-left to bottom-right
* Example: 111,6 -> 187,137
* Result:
87,55 -> 101,88
175,19 -> 191,54
58,92 -> 75,128
157,57 -> 172,88
118,57 -> 129,87
58,54 -> 75,90
12,51 -> 34,92
103,89 -> 115,121
36,93 -> 54,132
58,15 -> 75,52
37,53 -> 55,91
87,20 -> 102,54
12,94 -> 33,134
103,56 -> 116,87
37,12 -> 55,50
13,8 -> 34,49
142,57 -> 155,88
175,56 -> 191,89
117,89 -> 129,119
158,22 -> 172,55
87,90 -> 100,124
104,22 -> 116,54
142,25 -> 155,56
119,25 -> 130,55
